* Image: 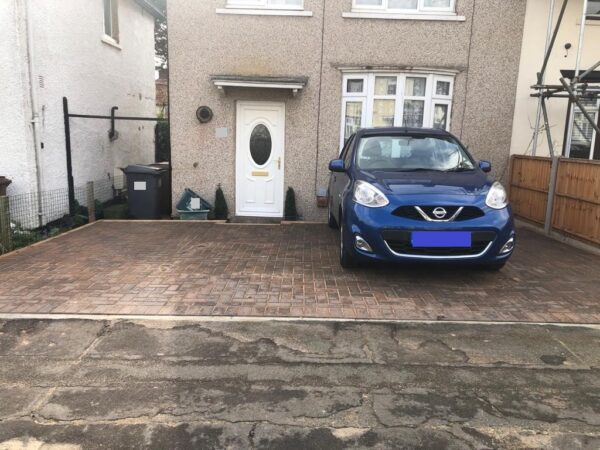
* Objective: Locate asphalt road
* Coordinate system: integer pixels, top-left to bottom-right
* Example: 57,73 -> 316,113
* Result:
0,319 -> 599,449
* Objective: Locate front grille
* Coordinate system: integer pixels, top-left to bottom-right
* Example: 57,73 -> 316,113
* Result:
392,206 -> 485,222
382,230 -> 496,257
456,207 -> 486,221
392,206 -> 423,221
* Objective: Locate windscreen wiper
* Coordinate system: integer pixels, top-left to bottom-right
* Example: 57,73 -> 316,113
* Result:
396,168 -> 445,172
443,167 -> 475,172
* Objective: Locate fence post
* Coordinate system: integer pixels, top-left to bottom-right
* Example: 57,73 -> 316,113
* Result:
0,196 -> 12,253
86,182 -> 95,222
544,156 -> 560,235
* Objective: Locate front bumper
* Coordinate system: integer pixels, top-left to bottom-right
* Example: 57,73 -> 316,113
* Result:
342,198 -> 516,265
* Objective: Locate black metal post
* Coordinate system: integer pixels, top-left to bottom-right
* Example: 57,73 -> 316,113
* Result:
109,106 -> 119,140
62,97 -> 76,216
67,113 -> 167,121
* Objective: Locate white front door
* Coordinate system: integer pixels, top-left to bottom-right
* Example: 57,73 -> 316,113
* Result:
236,102 -> 285,217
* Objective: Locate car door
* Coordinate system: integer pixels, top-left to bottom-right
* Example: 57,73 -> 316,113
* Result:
329,135 -> 355,221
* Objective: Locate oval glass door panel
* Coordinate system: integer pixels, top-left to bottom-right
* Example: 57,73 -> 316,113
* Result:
250,124 -> 272,166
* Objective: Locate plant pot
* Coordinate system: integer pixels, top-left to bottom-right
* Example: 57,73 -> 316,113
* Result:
316,196 -> 328,208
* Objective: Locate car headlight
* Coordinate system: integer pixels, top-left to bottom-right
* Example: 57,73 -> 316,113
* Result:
485,182 -> 508,209
353,181 -> 389,208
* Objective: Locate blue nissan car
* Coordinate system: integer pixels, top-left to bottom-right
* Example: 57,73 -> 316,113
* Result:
328,127 -> 515,269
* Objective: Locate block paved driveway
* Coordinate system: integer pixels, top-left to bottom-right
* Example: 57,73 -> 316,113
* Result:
0,221 -> 599,323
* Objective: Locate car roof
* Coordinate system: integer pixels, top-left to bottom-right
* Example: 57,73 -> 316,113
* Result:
355,127 -> 452,138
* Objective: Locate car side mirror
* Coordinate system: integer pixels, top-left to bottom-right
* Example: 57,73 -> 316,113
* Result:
479,160 -> 492,173
329,159 -> 346,173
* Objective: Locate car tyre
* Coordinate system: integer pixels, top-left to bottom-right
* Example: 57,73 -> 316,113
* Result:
339,222 -> 358,269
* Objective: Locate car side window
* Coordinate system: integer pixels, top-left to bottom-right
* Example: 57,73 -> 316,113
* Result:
339,135 -> 352,160
341,135 -> 355,169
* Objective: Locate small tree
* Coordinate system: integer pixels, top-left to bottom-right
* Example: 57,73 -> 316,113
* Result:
214,185 -> 229,220
284,187 -> 299,221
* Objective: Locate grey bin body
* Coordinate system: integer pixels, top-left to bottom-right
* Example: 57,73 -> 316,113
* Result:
122,163 -> 170,220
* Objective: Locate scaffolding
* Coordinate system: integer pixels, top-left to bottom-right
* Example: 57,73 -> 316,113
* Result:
530,0 -> 600,158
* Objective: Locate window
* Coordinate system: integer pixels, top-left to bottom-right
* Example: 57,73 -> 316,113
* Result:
103,0 -> 119,42
587,0 -> 600,19
340,73 -> 454,146
226,0 -> 304,9
566,98 -> 600,160
250,124 -> 273,166
340,135 -> 356,167
352,0 -> 454,14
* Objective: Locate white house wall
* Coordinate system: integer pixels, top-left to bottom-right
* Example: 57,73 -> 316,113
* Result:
0,0 -> 37,197
1,0 -> 156,202
511,0 -> 600,157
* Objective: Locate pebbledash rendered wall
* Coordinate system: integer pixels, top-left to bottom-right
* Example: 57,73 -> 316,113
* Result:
0,0 -> 156,197
169,0 -> 526,221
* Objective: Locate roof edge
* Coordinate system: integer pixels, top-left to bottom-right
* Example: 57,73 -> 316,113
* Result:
134,0 -> 165,20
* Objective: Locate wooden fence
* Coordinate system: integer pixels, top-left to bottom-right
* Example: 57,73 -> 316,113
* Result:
509,155 -> 600,245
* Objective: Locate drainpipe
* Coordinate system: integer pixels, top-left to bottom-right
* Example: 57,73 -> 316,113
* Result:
24,0 -> 44,227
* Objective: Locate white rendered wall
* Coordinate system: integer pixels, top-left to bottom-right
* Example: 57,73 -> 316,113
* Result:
0,0 -> 37,197
1,0 -> 156,200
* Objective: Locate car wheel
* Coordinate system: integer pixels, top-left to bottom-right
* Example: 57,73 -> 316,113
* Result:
339,222 -> 357,269
328,199 -> 338,229
482,262 -> 506,271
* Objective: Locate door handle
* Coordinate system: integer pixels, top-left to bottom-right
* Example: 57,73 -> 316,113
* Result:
277,157 -> 281,170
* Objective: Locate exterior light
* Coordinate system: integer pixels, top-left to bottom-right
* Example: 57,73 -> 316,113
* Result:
355,235 -> 373,253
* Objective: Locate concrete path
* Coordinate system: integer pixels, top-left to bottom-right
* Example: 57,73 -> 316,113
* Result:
0,319 -> 599,449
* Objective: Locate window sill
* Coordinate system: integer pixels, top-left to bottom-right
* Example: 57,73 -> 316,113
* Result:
342,11 -> 465,21
216,8 -> 313,17
101,35 -> 122,50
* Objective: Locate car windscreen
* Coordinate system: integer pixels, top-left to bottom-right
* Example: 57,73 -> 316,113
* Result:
356,135 -> 475,172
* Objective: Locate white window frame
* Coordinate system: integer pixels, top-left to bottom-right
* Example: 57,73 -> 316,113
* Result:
430,75 -> 453,131
343,75 -> 368,95
226,0 -> 304,10
340,97 -> 367,150
565,98 -> 600,160
352,0 -> 455,14
340,72 -> 455,149
103,0 -> 119,42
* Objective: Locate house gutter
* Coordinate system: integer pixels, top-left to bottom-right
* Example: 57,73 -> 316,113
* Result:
24,0 -> 43,227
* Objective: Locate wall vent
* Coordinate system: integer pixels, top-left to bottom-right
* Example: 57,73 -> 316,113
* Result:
38,75 -> 45,88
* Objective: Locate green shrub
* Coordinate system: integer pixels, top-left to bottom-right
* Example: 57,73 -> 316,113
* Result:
94,200 -> 105,219
284,187 -> 299,221
214,185 -> 229,220
103,203 -> 129,219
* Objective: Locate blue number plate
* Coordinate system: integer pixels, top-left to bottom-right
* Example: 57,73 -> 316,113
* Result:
411,231 -> 472,248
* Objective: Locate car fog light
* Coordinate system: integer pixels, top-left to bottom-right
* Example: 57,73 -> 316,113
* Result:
355,235 -> 373,253
499,237 -> 515,255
